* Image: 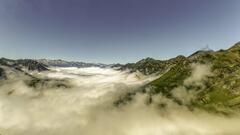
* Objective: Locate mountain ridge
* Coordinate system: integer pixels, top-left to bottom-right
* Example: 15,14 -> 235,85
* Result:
116,42 -> 240,114
37,59 -> 108,68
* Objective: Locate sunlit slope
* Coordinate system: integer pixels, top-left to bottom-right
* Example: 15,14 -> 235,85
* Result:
118,42 -> 240,113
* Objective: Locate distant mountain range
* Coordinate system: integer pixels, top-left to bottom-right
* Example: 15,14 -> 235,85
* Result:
0,58 -> 109,79
0,58 -> 108,88
37,59 -> 107,68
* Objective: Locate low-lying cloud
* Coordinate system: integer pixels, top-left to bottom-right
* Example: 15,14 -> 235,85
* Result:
184,63 -> 212,86
0,66 -> 239,135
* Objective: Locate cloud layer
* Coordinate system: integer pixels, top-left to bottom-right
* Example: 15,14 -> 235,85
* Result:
0,67 -> 239,135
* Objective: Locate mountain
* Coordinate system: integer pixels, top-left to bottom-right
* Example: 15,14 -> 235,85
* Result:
116,42 -> 240,114
0,58 -> 110,89
120,55 -> 187,75
0,58 -> 72,89
0,58 -> 48,72
37,59 -> 107,68
1,42 -> 240,114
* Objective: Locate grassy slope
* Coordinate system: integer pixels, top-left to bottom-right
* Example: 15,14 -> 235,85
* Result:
117,42 -> 240,114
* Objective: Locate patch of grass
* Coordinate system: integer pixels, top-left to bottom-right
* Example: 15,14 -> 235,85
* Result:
148,64 -> 190,95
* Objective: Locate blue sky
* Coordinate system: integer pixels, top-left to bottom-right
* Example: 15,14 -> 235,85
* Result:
0,0 -> 240,64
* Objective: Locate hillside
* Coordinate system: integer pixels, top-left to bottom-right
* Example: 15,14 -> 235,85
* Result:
116,42 -> 240,114
120,56 -> 187,75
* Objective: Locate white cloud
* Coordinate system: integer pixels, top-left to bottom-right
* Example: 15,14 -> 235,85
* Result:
0,66 -> 239,135
184,63 -> 212,86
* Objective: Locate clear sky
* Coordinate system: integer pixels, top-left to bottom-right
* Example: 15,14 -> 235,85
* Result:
0,0 -> 239,64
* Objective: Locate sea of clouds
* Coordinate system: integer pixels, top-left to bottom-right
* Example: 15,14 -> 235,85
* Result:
0,66 -> 240,135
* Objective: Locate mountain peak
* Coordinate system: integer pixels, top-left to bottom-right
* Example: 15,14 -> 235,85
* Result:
137,57 -> 157,63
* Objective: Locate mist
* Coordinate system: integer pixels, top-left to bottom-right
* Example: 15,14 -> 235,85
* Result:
0,66 -> 240,135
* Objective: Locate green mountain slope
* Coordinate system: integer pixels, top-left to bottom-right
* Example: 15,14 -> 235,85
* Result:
116,42 -> 240,114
